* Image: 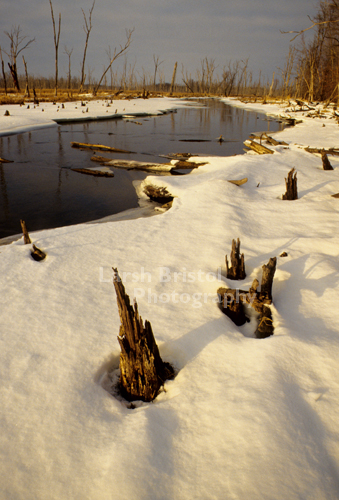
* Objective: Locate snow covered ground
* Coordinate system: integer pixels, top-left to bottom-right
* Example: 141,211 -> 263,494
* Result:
0,96 -> 339,500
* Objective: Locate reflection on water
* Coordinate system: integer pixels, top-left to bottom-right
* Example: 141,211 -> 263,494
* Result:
0,99 -> 283,239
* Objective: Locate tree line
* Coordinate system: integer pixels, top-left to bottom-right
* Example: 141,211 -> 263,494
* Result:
1,0 -> 338,102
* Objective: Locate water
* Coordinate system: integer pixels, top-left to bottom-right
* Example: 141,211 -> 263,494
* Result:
0,99 -> 283,239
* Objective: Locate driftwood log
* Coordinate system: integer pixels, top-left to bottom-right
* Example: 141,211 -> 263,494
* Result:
250,133 -> 288,147
282,168 -> 298,200
72,167 -> 114,177
226,238 -> 246,280
218,257 -> 277,338
244,139 -> 274,155
113,268 -> 174,402
305,146 -> 339,157
71,141 -> 132,154
227,178 -> 248,186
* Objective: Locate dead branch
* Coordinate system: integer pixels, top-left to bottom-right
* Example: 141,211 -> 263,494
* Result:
92,29 -> 134,96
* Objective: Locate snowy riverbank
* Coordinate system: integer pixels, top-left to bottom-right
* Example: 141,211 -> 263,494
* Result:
1,96 -> 339,500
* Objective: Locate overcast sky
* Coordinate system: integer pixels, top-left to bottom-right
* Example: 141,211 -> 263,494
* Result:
0,0 -> 318,86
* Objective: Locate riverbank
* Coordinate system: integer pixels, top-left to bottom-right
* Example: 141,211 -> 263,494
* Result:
0,96 -> 339,500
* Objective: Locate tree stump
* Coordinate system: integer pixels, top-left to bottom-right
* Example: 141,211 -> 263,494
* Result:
321,150 -> 333,170
253,258 -> 276,339
217,287 -> 247,326
31,244 -> 46,262
20,219 -> 31,244
282,168 -> 298,200
226,238 -> 246,280
113,268 -> 174,402
218,257 -> 276,339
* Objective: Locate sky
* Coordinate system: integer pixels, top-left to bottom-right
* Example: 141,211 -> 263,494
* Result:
0,0 -> 319,86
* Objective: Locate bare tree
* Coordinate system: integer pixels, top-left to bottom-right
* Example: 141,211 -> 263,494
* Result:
153,54 -> 164,90
3,26 -> 35,92
49,0 -> 61,96
64,45 -> 73,91
79,0 -> 95,93
0,47 -> 7,95
22,56 -> 29,97
92,28 -> 134,96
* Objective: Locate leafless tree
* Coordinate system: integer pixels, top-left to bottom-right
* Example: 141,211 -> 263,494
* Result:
153,54 -> 164,90
64,45 -> 73,91
0,47 -> 7,95
3,26 -> 34,91
49,0 -> 61,96
22,56 -> 29,97
79,0 -> 95,93
92,28 -> 134,96
282,1 -> 339,101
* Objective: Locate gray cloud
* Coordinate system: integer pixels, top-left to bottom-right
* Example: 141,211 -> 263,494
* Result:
0,0 -> 319,84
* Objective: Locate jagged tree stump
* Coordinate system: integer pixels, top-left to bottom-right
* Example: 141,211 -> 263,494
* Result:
252,257 -> 276,339
282,168 -> 298,200
113,268 -> 173,402
217,287 -> 248,326
321,150 -> 333,170
218,257 -> 277,339
226,238 -> 246,280
20,219 -> 31,244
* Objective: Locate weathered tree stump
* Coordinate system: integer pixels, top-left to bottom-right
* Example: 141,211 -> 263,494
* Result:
282,168 -> 298,200
217,287 -> 247,326
218,257 -> 276,339
321,150 -> 333,170
20,219 -> 31,244
226,238 -> 246,280
31,244 -> 46,262
252,258 -> 276,339
113,268 -> 174,402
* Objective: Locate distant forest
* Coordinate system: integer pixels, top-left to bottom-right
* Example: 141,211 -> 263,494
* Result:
0,0 -> 339,102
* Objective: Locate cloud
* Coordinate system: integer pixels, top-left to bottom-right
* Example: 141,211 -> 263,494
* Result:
0,0 -> 319,83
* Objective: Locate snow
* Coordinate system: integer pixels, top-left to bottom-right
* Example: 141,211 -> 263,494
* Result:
1,96 -> 339,499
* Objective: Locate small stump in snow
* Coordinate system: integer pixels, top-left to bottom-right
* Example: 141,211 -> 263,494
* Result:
282,168 -> 298,200
226,238 -> 246,280
321,150 -> 333,171
143,184 -> 174,204
218,257 -> 277,339
113,268 -> 174,402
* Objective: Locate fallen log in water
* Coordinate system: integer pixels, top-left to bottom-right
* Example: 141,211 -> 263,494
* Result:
71,141 -> 133,154
159,153 -> 193,160
90,157 -> 206,172
104,159 -> 174,172
0,157 -> 13,163
72,167 -> 114,177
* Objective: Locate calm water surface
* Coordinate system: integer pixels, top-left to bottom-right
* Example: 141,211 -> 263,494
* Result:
0,99 -> 283,239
